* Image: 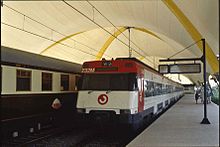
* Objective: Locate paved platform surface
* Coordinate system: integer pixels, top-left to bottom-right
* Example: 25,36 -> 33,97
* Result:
127,94 -> 219,147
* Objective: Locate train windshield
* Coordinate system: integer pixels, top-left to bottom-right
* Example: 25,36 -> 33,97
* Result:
79,73 -> 138,91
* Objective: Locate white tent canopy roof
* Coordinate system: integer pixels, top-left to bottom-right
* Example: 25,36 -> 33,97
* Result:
1,0 -> 219,84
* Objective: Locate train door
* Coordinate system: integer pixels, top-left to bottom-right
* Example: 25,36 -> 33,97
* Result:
138,77 -> 144,112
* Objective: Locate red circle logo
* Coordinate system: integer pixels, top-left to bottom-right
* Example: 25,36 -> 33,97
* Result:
98,94 -> 108,105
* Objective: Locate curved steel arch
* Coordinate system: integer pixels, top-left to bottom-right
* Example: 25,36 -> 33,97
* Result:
133,27 -> 164,61
133,27 -> 163,41
40,31 -> 84,54
96,27 -> 127,60
96,26 -> 164,60
41,26 -> 163,61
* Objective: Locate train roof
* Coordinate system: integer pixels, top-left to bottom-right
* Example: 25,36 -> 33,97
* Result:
1,46 -> 82,73
95,57 -> 182,86
116,58 -> 182,85
116,57 -> 185,85
115,57 -> 160,74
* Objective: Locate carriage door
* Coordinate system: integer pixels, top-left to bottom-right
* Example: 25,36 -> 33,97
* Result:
138,77 -> 144,112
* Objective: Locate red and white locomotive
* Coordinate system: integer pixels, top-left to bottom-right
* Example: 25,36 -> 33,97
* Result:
76,58 -> 184,126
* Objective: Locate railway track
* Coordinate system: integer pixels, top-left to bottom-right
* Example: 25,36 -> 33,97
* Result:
1,112 -> 76,146
1,126 -> 68,146
1,97 -> 181,147
11,126 -> 97,147
75,124 -> 139,147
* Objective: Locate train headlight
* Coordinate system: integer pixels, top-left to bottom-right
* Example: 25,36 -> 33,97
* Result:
77,108 -> 85,113
120,109 -> 131,114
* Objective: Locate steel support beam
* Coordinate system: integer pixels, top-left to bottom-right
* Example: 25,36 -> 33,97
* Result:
133,27 -> 163,41
40,31 -> 84,54
96,27 -> 127,60
96,27 -> 164,60
133,27 -> 163,61
159,57 -> 201,62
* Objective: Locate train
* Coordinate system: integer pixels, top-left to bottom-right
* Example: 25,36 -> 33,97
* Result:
1,46 -> 81,120
76,57 -> 184,128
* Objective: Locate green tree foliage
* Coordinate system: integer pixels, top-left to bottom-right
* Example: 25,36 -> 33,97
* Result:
211,86 -> 219,105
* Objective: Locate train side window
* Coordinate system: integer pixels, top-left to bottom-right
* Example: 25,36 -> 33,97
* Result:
158,83 -> 162,95
16,69 -> 31,91
75,75 -> 81,90
144,80 -> 147,97
61,74 -> 69,91
153,83 -> 157,95
42,72 -> 52,91
77,75 -> 83,90
166,85 -> 169,93
144,80 -> 154,97
167,85 -> 172,93
162,84 -> 167,94
154,83 -> 161,95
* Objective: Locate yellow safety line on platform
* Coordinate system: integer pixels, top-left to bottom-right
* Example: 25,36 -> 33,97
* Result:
40,31 -> 84,54
96,27 -> 127,60
163,0 -> 219,73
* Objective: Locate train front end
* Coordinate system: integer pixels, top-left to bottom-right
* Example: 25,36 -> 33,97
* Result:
76,59 -> 142,124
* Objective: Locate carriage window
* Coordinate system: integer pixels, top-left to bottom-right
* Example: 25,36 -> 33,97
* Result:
42,72 -> 52,91
144,81 -> 154,97
162,84 -> 167,94
154,83 -> 162,95
16,70 -> 31,91
167,85 -> 172,93
75,75 -> 81,90
61,74 -> 69,91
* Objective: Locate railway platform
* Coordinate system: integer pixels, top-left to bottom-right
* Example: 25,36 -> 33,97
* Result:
127,94 -> 219,147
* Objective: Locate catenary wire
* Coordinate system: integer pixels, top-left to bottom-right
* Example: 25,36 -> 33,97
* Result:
3,4 -> 112,58
86,1 -> 152,58
2,22 -> 103,58
86,1 -> 202,66
168,39 -> 202,59
62,0 -> 154,64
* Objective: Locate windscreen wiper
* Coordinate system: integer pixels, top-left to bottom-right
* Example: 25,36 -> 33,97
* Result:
106,90 -> 111,94
88,90 -> 93,94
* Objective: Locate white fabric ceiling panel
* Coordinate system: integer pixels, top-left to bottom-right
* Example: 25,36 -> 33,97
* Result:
165,74 -> 193,85
174,0 -> 219,55
1,0 -> 218,84
43,43 -> 94,64
3,1 -> 97,35
2,24 -> 53,54
104,38 -> 130,59
2,4 -> 24,28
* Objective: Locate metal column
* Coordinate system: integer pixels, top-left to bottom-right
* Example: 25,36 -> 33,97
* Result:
200,38 -> 210,124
